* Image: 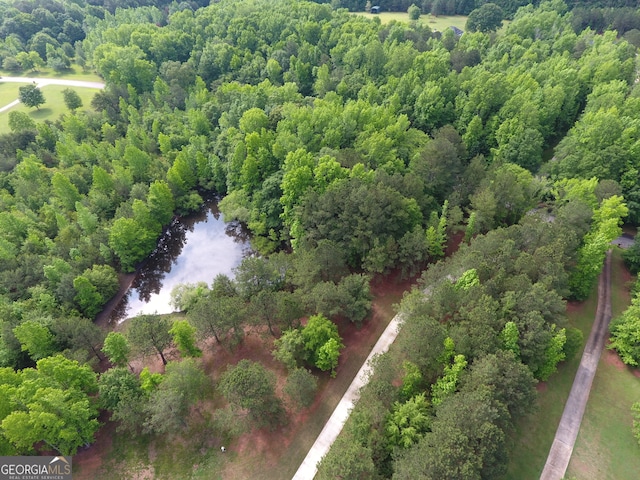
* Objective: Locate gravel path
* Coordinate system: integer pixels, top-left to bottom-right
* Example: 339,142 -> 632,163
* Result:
540,250 -> 612,480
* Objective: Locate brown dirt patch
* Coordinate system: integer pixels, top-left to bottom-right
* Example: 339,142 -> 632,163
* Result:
566,300 -> 583,315
603,348 -> 626,371
221,270 -> 416,479
536,382 -> 548,393
72,411 -> 114,479
602,347 -> 640,377
445,230 -> 466,257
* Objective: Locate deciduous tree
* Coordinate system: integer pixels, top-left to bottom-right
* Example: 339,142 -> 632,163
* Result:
102,332 -> 131,368
126,314 -> 172,365
18,84 -> 45,110
284,368 -> 317,408
169,320 -> 202,358
219,359 -> 285,428
62,88 -> 82,112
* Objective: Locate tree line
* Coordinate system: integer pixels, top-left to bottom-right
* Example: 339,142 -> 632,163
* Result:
317,176 -> 627,479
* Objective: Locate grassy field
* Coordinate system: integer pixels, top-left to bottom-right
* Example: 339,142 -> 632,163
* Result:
505,249 -> 637,479
354,11 -> 469,31
566,250 -> 640,480
0,83 -> 101,133
0,82 -> 23,107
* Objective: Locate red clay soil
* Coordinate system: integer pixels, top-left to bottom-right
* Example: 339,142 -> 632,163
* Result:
221,271 -> 415,479
73,270 -> 416,480
73,411 -> 115,479
602,348 -> 626,370
602,346 -> 640,378
565,300 -> 583,315
536,382 -> 548,393
445,230 -> 466,257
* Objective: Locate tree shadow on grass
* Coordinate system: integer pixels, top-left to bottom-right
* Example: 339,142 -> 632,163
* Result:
29,108 -> 52,119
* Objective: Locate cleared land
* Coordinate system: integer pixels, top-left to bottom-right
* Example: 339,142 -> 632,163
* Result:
353,11 -> 468,31
73,276 -> 411,480
0,83 -> 101,133
0,65 -> 102,82
0,83 -> 22,109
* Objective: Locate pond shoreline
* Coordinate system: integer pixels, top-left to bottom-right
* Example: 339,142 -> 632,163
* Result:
94,271 -> 136,328
93,199 -> 251,328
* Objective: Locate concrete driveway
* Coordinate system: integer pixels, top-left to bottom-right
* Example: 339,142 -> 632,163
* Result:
540,251 -> 612,480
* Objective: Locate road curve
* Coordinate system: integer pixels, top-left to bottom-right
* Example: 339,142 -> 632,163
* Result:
540,250 -> 612,480
291,312 -> 405,480
0,76 -> 105,89
0,76 -> 105,114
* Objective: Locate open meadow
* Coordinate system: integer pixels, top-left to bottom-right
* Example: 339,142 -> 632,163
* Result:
353,11 -> 469,32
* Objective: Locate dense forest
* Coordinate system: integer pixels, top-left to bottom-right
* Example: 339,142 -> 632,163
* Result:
0,0 -> 637,476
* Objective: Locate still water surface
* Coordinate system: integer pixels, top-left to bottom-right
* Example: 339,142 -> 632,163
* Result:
110,202 -> 251,321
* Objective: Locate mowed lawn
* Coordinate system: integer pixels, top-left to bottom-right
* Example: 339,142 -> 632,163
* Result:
0,84 -> 101,133
0,82 -> 23,107
505,249 -> 637,479
567,250 -> 640,480
353,11 -> 468,32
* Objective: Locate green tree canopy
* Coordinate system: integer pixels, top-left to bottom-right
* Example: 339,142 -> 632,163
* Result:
102,332 -> 131,368
218,359 -> 285,428
18,84 -> 45,110
467,3 -> 505,32
62,88 -> 83,112
169,319 -> 202,358
126,314 -> 173,365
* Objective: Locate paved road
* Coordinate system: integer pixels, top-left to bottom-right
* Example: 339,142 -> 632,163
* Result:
0,76 -> 105,114
291,312 -> 405,480
0,76 -> 105,89
540,250 -> 612,480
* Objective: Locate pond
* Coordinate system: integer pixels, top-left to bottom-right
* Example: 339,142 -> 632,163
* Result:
107,201 -> 251,323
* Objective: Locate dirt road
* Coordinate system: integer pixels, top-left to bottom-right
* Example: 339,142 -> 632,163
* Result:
540,251 -> 612,480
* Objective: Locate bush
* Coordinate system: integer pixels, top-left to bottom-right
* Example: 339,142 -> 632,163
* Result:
408,4 -> 421,20
2,56 -> 21,72
284,368 -> 318,407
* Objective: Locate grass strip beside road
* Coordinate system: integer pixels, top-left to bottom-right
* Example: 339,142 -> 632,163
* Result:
0,66 -> 102,82
505,271 -> 599,479
505,249 -> 636,479
566,249 -> 640,480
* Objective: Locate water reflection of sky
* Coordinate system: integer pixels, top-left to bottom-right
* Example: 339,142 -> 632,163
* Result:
124,210 -> 249,317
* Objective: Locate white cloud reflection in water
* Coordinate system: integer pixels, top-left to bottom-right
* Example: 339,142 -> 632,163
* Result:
124,208 -> 250,318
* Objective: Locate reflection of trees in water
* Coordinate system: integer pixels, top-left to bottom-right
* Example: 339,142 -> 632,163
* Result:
133,219 -> 190,303
106,200 -> 252,322
108,293 -> 130,324
226,220 -> 252,246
